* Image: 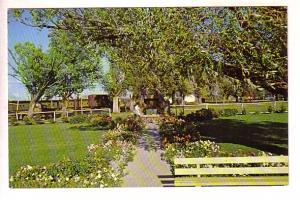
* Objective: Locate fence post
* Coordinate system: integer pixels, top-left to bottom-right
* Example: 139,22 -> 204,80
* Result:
206,103 -> 208,109
16,100 -> 19,112
66,111 -> 69,118
90,109 -> 92,114
16,112 -> 18,120
53,111 -> 56,122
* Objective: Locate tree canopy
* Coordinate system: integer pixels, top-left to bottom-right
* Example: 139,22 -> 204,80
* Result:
9,42 -> 64,116
11,7 -> 288,104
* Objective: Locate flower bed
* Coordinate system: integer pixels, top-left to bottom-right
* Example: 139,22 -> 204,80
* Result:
161,140 -> 283,175
159,116 -> 201,146
88,114 -> 113,128
10,137 -> 135,188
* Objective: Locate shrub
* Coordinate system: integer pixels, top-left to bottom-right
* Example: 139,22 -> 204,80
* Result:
162,140 -> 283,175
276,104 -> 287,113
61,115 -> 69,123
184,108 -> 215,122
69,114 -> 87,124
267,105 -> 273,113
162,140 -> 220,174
10,140 -> 135,188
211,109 -> 220,118
103,125 -> 140,144
120,116 -> 145,132
159,116 -> 200,146
220,108 -> 238,117
9,116 -> 19,126
88,114 -> 112,128
23,116 -> 36,125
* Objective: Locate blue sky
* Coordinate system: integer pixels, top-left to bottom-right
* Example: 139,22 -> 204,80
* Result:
8,13 -> 49,100
7,10 -> 106,100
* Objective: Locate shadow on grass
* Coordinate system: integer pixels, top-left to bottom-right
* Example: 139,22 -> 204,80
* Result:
196,119 -> 288,155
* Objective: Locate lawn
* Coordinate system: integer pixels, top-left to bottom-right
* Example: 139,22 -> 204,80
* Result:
197,113 -> 288,155
9,111 -> 288,176
9,123 -> 106,175
171,101 -> 288,115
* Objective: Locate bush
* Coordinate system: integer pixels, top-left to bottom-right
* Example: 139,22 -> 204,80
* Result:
162,140 -> 282,175
120,116 -> 145,132
211,109 -> 220,118
276,104 -> 287,113
267,105 -> 273,113
159,116 -> 200,146
88,114 -> 112,128
61,115 -> 69,123
23,116 -> 36,125
69,114 -> 87,124
162,140 -> 220,174
220,108 -> 238,117
10,140 -> 135,188
103,125 -> 140,144
184,108 -> 215,122
9,116 -> 19,126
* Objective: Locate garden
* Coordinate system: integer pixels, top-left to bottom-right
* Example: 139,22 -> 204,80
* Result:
9,113 -> 145,187
7,7 -> 288,187
9,102 -> 288,187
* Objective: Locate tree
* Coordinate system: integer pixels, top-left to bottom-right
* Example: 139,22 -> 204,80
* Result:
9,42 -> 64,117
11,7 -> 288,101
198,7 -> 287,98
46,30 -> 103,112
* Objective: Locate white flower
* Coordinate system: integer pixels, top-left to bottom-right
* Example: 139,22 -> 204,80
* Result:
74,176 -> 80,182
26,165 -> 33,170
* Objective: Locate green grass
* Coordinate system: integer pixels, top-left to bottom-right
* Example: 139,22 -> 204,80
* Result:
218,143 -> 263,154
171,101 -> 288,115
9,123 -> 106,176
198,113 -> 288,155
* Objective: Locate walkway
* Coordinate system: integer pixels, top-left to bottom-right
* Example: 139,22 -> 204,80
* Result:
121,122 -> 173,187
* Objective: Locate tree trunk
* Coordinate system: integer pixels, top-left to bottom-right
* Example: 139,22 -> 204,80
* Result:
171,91 -> 176,105
61,97 -> 69,116
113,96 -> 120,113
27,90 -> 45,117
28,100 -> 36,118
235,95 -> 239,102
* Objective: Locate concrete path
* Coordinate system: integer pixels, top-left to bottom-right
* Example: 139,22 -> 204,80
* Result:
121,122 -> 174,187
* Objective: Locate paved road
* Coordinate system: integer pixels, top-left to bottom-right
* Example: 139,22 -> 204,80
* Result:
121,122 -> 173,187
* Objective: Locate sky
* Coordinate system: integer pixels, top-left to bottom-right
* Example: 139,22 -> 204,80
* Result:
7,10 -> 107,101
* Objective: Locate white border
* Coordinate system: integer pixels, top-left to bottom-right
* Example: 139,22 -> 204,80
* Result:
1,1 -> 299,200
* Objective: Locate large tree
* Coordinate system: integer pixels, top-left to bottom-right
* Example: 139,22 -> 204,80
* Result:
46,30 -> 103,112
9,42 -> 64,117
11,7 -> 288,104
